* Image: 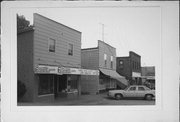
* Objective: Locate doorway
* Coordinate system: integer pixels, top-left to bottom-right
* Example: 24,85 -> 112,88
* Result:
54,75 -> 67,98
58,74 -> 67,93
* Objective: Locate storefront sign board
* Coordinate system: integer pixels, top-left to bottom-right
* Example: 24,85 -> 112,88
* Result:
35,65 -> 99,75
35,65 -> 59,74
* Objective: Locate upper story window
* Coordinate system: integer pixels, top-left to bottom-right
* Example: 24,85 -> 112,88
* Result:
119,60 -> 123,65
48,38 -> 56,52
104,54 -> 107,67
110,56 -> 113,69
68,43 -> 73,56
119,60 -> 123,69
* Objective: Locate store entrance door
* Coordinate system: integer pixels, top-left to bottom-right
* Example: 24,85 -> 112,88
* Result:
57,75 -> 67,97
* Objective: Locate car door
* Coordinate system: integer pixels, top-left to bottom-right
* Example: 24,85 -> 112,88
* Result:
136,86 -> 146,97
124,86 -> 137,97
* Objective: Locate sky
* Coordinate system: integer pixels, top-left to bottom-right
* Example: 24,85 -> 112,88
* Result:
17,6 -> 161,67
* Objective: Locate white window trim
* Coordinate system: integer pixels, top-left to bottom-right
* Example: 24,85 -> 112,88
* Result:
68,43 -> 73,56
48,38 -> 56,53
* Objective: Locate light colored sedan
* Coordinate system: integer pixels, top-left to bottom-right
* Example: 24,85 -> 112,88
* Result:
108,85 -> 155,100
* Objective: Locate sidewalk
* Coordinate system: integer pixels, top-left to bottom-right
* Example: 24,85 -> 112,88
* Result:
18,92 -> 108,106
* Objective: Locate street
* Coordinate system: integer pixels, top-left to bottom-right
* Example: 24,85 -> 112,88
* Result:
18,92 -> 155,106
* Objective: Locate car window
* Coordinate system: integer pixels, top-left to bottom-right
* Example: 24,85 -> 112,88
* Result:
145,87 -> 151,90
129,87 -> 136,91
138,87 -> 145,91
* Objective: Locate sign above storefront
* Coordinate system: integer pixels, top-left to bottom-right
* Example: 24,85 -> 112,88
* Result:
132,72 -> 141,77
58,67 -> 99,75
34,65 -> 58,74
35,65 -> 99,75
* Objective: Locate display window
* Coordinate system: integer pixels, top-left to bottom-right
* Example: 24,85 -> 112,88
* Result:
38,74 -> 54,95
66,75 -> 78,93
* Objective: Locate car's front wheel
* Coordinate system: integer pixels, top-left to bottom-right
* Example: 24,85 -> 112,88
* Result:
145,94 -> 153,100
115,94 -> 123,100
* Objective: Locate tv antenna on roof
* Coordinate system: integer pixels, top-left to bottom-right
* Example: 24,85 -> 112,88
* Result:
99,23 -> 105,42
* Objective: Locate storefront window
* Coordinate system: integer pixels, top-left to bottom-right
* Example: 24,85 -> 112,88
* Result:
67,75 -> 78,92
38,75 -> 54,95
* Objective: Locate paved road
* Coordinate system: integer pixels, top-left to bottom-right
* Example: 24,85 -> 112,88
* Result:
18,93 -> 155,106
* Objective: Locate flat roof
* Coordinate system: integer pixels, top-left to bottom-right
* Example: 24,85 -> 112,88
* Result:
34,13 -> 81,34
81,47 -> 98,51
116,56 -> 129,58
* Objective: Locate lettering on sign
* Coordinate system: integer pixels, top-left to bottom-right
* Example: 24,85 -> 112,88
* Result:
35,65 -> 99,75
35,65 -> 58,74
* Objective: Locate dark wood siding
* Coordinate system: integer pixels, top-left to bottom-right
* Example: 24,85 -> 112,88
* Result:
116,57 -> 131,80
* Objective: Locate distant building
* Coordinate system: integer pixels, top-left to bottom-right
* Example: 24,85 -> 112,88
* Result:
116,51 -> 141,85
141,66 -> 155,89
17,13 -> 99,102
81,40 -> 128,94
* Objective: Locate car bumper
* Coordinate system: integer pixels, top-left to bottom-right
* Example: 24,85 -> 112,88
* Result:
107,92 -> 115,98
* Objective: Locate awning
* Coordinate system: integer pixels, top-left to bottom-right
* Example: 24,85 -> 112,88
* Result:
99,68 -> 128,86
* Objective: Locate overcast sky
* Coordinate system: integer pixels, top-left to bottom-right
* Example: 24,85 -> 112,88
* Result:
17,7 -> 161,67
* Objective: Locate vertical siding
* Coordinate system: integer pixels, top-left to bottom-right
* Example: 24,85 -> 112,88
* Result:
17,30 -> 34,102
81,49 -> 99,70
33,13 -> 81,68
98,40 -> 116,70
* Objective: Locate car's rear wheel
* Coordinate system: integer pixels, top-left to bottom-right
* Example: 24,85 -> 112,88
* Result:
145,94 -> 152,100
115,94 -> 123,100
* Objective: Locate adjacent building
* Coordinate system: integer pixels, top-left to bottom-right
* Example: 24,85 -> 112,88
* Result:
81,40 -> 128,94
17,13 -> 99,102
116,51 -> 141,85
141,66 -> 155,89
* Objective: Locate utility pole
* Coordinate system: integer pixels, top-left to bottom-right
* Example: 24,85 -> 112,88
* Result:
99,23 -> 105,42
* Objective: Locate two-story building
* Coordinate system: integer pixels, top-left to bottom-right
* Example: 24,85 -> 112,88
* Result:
17,13 -> 99,102
81,40 -> 128,94
116,51 -> 141,85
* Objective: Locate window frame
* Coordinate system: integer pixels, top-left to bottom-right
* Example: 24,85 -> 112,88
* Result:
48,38 -> 56,53
119,60 -> 123,69
110,56 -> 113,69
104,54 -> 107,67
68,43 -> 73,56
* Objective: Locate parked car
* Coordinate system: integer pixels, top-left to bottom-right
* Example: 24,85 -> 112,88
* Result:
107,85 -> 155,100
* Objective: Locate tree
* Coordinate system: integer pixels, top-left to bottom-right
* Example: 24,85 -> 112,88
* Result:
17,14 -> 30,31
17,80 -> 27,102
